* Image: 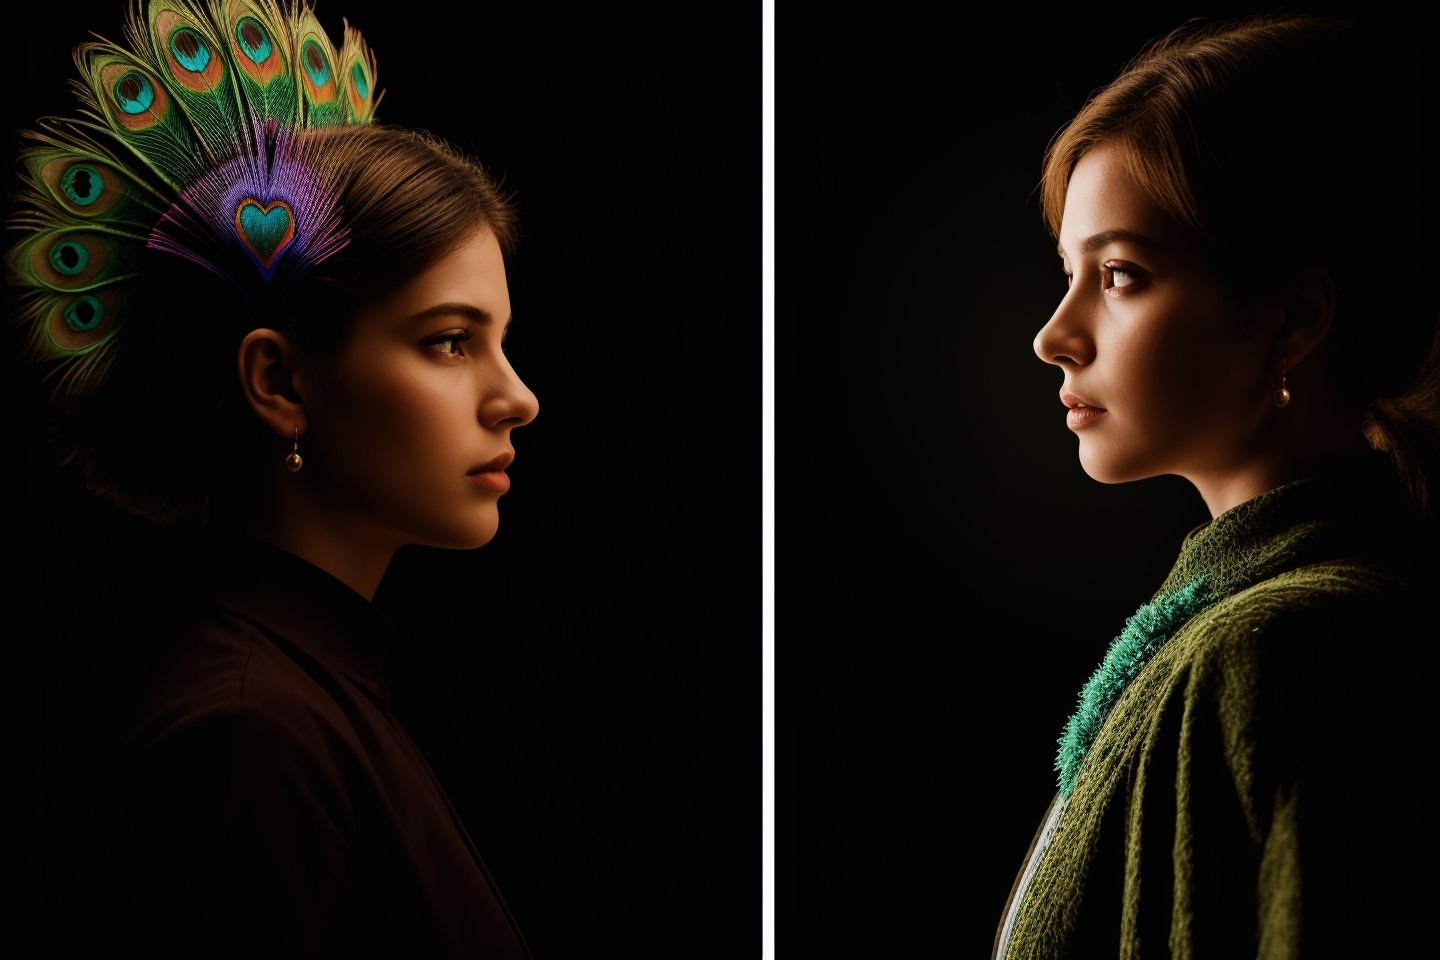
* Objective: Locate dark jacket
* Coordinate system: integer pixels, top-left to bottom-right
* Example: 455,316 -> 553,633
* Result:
993,446 -> 1437,959
96,535 -> 532,959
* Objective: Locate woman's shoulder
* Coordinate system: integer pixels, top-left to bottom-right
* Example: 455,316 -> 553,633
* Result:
99,612 -> 364,957
1135,549 -> 1434,748
123,599 -> 361,769
1173,544 -> 1435,662
1089,545 -> 1432,823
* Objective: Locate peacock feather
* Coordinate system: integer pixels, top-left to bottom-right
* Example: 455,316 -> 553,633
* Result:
4,0 -> 383,407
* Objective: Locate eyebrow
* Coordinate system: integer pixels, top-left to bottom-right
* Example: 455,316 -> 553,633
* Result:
405,302 -> 513,331
1056,229 -> 1164,259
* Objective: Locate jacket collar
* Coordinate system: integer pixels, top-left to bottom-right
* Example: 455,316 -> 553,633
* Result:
1152,445 -> 1429,603
205,534 -> 397,708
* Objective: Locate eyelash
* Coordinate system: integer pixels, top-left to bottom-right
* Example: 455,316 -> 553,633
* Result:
1063,263 -> 1138,293
427,330 -> 510,358
429,330 -> 473,358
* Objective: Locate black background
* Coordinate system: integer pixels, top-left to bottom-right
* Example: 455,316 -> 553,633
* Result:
11,2 -> 759,956
777,4 -> 1433,956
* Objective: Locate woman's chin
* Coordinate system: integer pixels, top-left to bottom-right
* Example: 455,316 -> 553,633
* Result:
1078,444 -> 1160,486
461,520 -> 500,551
420,514 -> 500,551
1076,439 -> 1132,485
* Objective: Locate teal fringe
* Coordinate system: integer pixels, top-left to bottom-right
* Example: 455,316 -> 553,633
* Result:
1055,574 -> 1215,800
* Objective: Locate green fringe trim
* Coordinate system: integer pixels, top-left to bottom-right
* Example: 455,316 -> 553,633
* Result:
1055,574 -> 1216,800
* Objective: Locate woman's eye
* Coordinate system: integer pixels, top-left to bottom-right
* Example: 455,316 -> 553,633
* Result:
1105,263 -> 1137,291
429,332 -> 471,357
1062,264 -> 1138,292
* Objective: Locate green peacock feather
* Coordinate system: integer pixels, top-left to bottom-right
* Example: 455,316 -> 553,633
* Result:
4,0 -> 383,407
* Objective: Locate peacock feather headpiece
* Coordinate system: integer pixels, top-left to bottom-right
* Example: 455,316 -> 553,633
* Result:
5,0 -> 383,406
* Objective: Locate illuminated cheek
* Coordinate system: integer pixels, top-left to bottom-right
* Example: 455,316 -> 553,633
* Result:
1103,333 -> 1184,421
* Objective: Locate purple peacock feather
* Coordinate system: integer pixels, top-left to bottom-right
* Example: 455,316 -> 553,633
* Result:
147,115 -> 349,290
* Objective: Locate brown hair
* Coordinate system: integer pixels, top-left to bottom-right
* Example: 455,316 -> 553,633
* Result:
1038,14 -> 1440,529
39,123 -> 519,528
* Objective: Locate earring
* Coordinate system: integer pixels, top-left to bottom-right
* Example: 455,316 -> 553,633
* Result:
285,425 -> 304,472
1272,356 -> 1291,407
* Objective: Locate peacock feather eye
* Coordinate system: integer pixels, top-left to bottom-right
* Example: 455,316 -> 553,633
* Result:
49,240 -> 91,276
62,164 -> 104,206
33,154 -> 142,219
168,27 -> 212,74
8,0 -> 382,401
113,71 -> 155,114
235,16 -> 273,66
301,39 -> 331,86
63,295 -> 104,333
27,230 -> 118,290
43,288 -> 121,353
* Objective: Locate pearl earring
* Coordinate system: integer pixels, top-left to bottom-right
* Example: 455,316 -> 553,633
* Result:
285,425 -> 304,472
1272,356 -> 1291,407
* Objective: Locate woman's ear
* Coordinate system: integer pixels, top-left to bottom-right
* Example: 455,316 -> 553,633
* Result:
1273,264 -> 1339,369
236,328 -> 309,441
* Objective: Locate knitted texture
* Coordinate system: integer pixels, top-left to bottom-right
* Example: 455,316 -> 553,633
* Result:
1055,574 -> 1217,800
999,447 -> 1438,960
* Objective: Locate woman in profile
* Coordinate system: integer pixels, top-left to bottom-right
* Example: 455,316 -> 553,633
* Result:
995,14 -> 1437,959
8,1 -> 538,956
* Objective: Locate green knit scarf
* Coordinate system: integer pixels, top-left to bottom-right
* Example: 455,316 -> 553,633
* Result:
1055,574 -> 1219,800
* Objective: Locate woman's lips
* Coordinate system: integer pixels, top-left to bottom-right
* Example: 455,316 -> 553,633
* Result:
1066,406 -> 1108,430
467,470 -> 510,493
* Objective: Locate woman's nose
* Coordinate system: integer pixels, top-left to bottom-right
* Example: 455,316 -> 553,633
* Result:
1033,292 -> 1092,367
514,382 -> 539,426
479,360 -> 540,428
503,371 -> 540,427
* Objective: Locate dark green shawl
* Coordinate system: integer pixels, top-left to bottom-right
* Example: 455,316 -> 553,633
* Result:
997,446 -> 1437,959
